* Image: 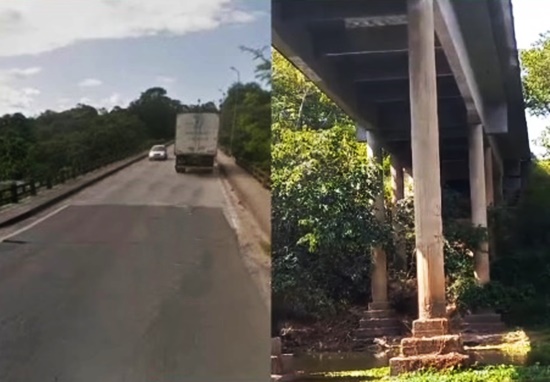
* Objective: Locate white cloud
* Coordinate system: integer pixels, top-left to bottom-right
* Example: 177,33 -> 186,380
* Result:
0,1 -> 262,57
78,78 -> 102,87
101,92 -> 122,107
55,97 -> 72,111
156,75 -> 176,85
0,66 -> 42,82
5,67 -> 42,78
22,87 -> 40,96
75,93 -> 126,110
0,66 -> 42,114
0,87 -> 39,115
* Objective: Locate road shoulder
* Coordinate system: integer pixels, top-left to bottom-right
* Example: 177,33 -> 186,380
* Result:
218,171 -> 271,312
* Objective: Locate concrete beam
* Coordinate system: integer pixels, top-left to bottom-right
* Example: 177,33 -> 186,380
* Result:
277,0 -> 407,23
381,125 -> 469,141
325,46 -> 444,59
314,24 -> 408,55
433,0 -> 504,133
356,73 -> 453,84
272,3 -> 379,130
356,75 -> 461,103
351,50 -> 453,82
314,25 -> 444,55
379,100 -> 467,130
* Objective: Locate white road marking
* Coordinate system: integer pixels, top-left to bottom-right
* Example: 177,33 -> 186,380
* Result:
0,204 -> 70,242
218,176 -> 240,232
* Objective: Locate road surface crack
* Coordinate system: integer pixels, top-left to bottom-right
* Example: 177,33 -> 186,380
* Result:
2,239 -> 27,244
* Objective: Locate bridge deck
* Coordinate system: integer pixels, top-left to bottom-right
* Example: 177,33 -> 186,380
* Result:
272,0 -> 529,189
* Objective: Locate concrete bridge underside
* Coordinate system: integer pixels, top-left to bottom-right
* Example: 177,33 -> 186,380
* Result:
273,0 -> 530,375
273,0 -> 529,201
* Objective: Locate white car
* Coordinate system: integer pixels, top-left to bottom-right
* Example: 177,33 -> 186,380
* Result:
148,145 -> 168,161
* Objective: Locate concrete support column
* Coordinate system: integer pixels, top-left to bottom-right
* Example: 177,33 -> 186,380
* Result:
391,156 -> 407,270
495,159 -> 504,204
390,1 -> 470,373
408,0 -> 446,320
366,131 -> 388,309
485,147 -> 494,207
485,146 -> 496,259
404,168 -> 414,198
391,156 -> 405,202
469,124 -> 490,285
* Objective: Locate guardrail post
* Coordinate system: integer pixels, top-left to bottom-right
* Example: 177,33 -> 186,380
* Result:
47,177 -> 52,189
30,180 -> 37,196
10,183 -> 18,204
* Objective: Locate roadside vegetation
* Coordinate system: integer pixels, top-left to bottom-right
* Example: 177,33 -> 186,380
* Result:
311,363 -> 550,382
0,46 -> 271,193
271,29 -> 550,378
219,46 -> 271,173
0,88 -> 214,186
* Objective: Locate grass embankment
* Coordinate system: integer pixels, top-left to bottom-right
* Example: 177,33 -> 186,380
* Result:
306,328 -> 550,381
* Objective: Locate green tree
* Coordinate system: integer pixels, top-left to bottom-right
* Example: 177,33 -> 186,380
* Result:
272,49 -> 350,130
521,31 -> 550,117
240,45 -> 271,86
219,82 -> 271,171
521,31 -> 550,159
0,89 -> 171,186
271,50 -> 389,317
272,124 -> 389,316
128,87 -> 182,139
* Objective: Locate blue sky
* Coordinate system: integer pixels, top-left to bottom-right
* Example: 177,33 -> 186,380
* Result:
511,0 -> 550,155
0,0 -> 270,115
0,0 -> 547,154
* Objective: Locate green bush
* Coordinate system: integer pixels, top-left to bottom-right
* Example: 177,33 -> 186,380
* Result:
485,160 -> 550,325
271,44 -> 550,327
272,122 -> 391,317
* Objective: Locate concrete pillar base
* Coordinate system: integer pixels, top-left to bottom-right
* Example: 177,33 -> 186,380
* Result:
353,305 -> 403,341
462,310 -> 506,334
390,319 -> 470,375
401,334 -> 463,356
390,352 -> 471,376
271,355 -> 295,376
271,337 -> 296,381
412,318 -> 449,337
368,301 -> 391,311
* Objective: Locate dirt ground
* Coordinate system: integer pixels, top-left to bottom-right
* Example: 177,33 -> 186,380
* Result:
277,307 -> 404,354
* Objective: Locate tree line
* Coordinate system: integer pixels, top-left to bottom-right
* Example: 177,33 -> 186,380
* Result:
0,87 -> 209,183
0,47 -> 271,184
219,46 -> 271,173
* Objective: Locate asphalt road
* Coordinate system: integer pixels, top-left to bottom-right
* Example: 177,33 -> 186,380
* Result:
0,156 -> 269,381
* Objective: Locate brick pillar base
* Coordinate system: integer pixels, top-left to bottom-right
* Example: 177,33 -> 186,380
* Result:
389,318 -> 471,376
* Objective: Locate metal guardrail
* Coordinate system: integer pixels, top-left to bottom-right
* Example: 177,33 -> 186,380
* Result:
0,141 -> 173,208
235,158 -> 271,190
219,146 -> 270,189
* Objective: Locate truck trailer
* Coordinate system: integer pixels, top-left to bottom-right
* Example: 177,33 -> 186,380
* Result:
174,112 -> 219,173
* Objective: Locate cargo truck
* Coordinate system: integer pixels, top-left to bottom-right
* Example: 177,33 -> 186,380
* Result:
174,112 -> 219,173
